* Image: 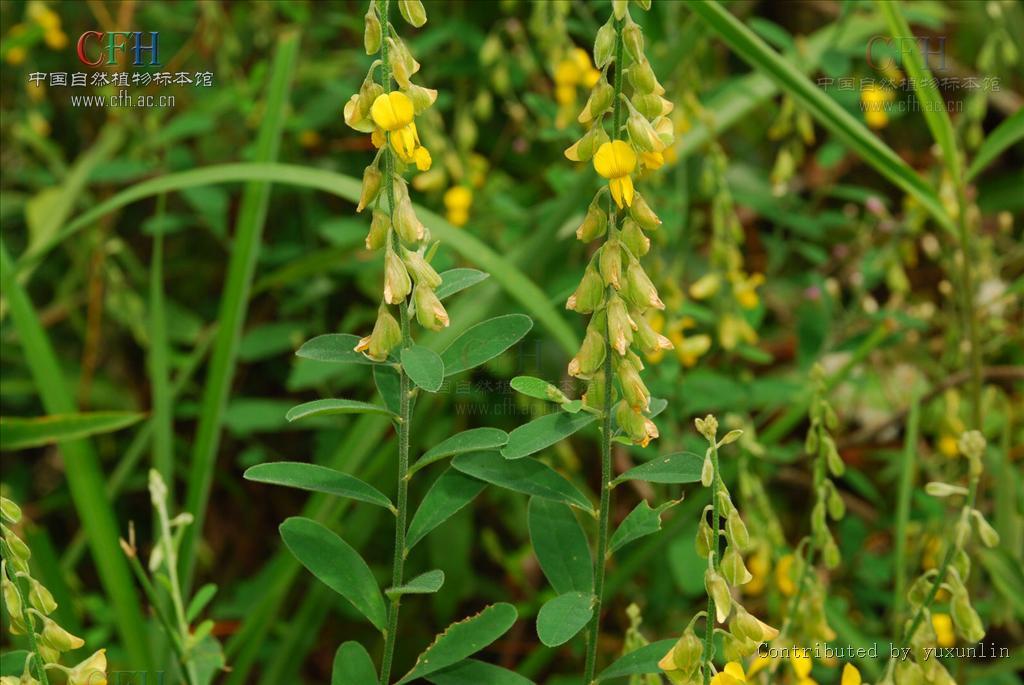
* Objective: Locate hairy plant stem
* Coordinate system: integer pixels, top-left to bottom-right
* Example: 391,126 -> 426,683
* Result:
702,441 -> 722,685
582,18 -> 625,685
155,490 -> 200,685
6,569 -> 50,685
376,3 -> 413,682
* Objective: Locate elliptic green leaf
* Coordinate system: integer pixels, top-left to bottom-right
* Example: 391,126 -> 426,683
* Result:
0,412 -> 144,451
406,467 -> 487,551
536,591 -> 594,647
285,398 -> 396,423
296,333 -> 378,364
441,314 -> 533,376
396,603 -> 518,684
0,651 -> 29,677
501,412 -> 596,460
411,427 -> 510,475
244,462 -> 395,511
402,345 -> 445,393
609,500 -> 680,554
332,642 -> 377,685
509,376 -> 560,402
186,583 -> 218,623
528,498 -> 593,594
596,639 -> 677,681
452,452 -> 593,514
386,569 -> 445,598
612,452 -> 704,486
373,365 -> 402,416
436,268 -> 489,301
279,517 -> 386,632
426,660 -> 534,685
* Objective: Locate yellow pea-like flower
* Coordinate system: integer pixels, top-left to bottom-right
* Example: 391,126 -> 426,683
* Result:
371,91 -> 415,131
841,664 -> 862,685
789,649 -> 812,678
711,661 -> 747,685
444,186 -> 473,227
932,612 -> 956,647
594,140 -> 637,208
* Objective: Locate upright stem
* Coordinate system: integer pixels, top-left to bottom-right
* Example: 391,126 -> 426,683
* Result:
954,184 -> 983,430
582,18 -> 625,685
376,3 -> 413,682
702,442 -> 721,685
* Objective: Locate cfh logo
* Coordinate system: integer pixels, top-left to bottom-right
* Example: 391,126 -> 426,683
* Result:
866,35 -> 947,72
76,31 -> 161,67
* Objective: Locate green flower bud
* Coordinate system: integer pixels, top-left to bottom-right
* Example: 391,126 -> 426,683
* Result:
695,414 -> 718,442
824,435 -> 844,476
0,498 -> 21,524
576,197 -> 608,242
705,568 -> 732,622
669,628 -> 702,676
634,313 -> 673,357
383,249 -> 412,304
39,642 -> 61,664
721,546 -> 753,586
366,209 -> 390,250
628,60 -> 660,94
620,217 -> 649,256
700,452 -> 714,488
398,0 -> 427,27
406,83 -> 438,114
39,615 -> 85,652
569,325 -> 606,380
579,77 -> 613,125
615,354 -> 649,412
356,164 -> 382,213
413,284 -> 450,331
355,305 -> 402,361
358,75 -> 384,118
393,191 -> 425,244
2,571 -> 22,620
957,430 -> 985,461
695,510 -> 714,558
566,261 -> 605,314
615,400 -> 658,447
810,501 -> 828,540
622,19 -> 644,63
582,371 -> 608,411
566,124 -> 610,163
823,536 -> 840,569
726,513 -> 749,551
2,527 -> 30,564
633,92 -> 672,119
623,259 -> 664,311
952,547 -> 971,582
28,577 -> 56,615
401,247 -> 442,288
970,509 -> 1000,547
804,426 -> 819,454
951,592 -> 985,643
612,0 -> 629,20
907,574 -> 933,607
600,238 -> 623,290
364,5 -> 382,54
626,106 -> 663,153
628,192 -> 661,230
386,38 -> 420,90
594,20 -> 616,69
721,631 -> 758,662
607,294 -> 636,356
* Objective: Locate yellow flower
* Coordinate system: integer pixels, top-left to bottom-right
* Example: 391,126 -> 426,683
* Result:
44,28 -> 67,49
371,91 -> 415,131
743,547 -> 770,596
861,84 -> 894,129
776,554 -> 796,596
789,648 -> 812,678
414,146 -> 432,171
593,140 -> 637,208
841,664 -> 862,685
937,434 -> 959,458
444,186 -> 472,227
667,319 -> 711,368
689,273 -> 721,300
711,662 -> 747,685
4,46 -> 26,65
718,313 -> 757,350
298,130 -> 321,148
731,272 -> 764,310
746,653 -> 772,677
67,649 -> 107,685
932,613 -> 956,647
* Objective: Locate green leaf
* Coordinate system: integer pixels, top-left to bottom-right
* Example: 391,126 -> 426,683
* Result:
501,412 -> 596,460
296,333 -> 379,364
373,365 -> 402,416
186,583 -> 218,623
609,500 -> 680,554
386,569 -> 445,598
0,651 -> 28,677
411,427 -> 510,476
332,642 -> 377,685
191,634 -> 227,685
561,400 -> 583,414
536,591 -> 594,647
596,639 -> 677,681
688,0 -> 955,234
279,517 -> 387,632
528,498 -> 593,594
612,452 -> 703,486
0,412 -> 144,451
436,268 -> 489,301
426,660 -> 534,685
967,107 -> 1024,181
244,462 -> 395,511
441,314 -> 533,376
285,399 -> 396,422
452,452 -> 593,513
402,345 -> 445,393
396,603 -> 518,684
509,376 -> 559,402
406,468 -> 487,551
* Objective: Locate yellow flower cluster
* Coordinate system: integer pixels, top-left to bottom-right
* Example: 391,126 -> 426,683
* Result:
553,48 -> 601,128
860,84 -> 895,130
348,0 -> 449,362
1,497 -> 107,685
3,2 -> 68,65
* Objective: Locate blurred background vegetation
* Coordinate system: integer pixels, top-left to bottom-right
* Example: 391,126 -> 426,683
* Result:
0,0 -> 1021,683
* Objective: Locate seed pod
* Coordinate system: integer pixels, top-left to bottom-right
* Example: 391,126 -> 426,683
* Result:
721,546 -> 753,586
568,325 -> 606,379
357,164 -> 382,212
705,568 -> 732,622
566,261 -> 604,313
398,0 -> 427,27
594,20 -> 616,68
600,238 -> 623,289
576,198 -> 608,242
413,284 -> 450,331
366,209 -> 390,250
0,497 -> 20,524
607,294 -> 637,355
364,5 -> 382,54
628,192 -> 661,229
383,249 -> 412,304
401,247 -> 442,288
619,217 -> 649,256
622,18 -> 644,63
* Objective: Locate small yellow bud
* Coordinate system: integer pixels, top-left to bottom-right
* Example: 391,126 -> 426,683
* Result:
565,123 -> 610,163
578,77 -> 613,125
67,649 -> 108,685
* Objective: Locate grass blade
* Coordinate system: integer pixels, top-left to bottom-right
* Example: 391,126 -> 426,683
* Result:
892,392 -> 920,631
179,30 -> 301,588
0,239 -> 152,668
966,107 -> 1024,181
687,0 -> 956,234
0,412 -> 144,450
149,193 -> 174,490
